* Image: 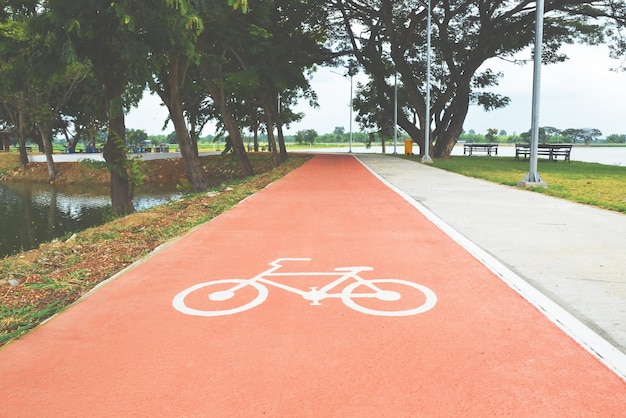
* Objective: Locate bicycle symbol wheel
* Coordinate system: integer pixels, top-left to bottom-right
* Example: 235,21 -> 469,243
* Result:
172,279 -> 268,317
341,279 -> 437,316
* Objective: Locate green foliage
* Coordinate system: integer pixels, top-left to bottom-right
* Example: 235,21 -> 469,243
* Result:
606,134 -> 626,144
485,128 -> 499,142
176,178 -> 193,194
126,128 -> 148,146
0,300 -> 67,345
562,128 -> 603,145
459,131 -> 521,144
79,158 -> 108,170
127,156 -> 145,188
335,0 -> 612,157
294,129 -> 318,145
228,0 -> 249,13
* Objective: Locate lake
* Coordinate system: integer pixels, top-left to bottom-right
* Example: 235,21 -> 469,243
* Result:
0,182 -> 181,259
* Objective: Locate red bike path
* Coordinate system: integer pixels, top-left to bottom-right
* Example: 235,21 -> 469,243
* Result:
1,154 -> 625,416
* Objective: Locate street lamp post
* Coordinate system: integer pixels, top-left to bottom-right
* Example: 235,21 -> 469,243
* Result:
349,72 -> 353,153
519,0 -> 547,187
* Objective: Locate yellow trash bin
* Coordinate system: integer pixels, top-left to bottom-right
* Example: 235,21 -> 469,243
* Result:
404,139 -> 413,155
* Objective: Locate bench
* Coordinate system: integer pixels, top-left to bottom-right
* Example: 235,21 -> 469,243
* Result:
515,144 -> 572,162
463,143 -> 498,156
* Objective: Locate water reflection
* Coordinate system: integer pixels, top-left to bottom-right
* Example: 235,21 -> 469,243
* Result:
0,182 -> 181,259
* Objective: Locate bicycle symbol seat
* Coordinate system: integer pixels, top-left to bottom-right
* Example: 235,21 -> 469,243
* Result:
172,258 -> 437,317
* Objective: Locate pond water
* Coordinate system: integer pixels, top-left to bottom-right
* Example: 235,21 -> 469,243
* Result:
0,182 -> 181,259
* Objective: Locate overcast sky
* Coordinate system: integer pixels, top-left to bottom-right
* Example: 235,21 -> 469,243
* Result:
126,44 -> 626,138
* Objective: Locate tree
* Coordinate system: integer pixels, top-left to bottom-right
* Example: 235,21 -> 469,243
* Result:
197,0 -> 331,167
126,129 -> 148,147
485,128 -> 499,143
47,0 -> 151,215
59,72 -> 108,153
26,12 -> 92,181
331,0 -> 610,158
562,128 -> 602,145
31,60 -> 91,182
520,126 -> 564,144
352,79 -> 396,147
295,129 -> 317,145
606,134 -> 626,143
0,8 -> 37,169
146,0 -> 210,192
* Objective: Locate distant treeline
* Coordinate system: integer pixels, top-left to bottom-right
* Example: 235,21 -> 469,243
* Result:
139,126 -> 626,149
461,127 -> 626,145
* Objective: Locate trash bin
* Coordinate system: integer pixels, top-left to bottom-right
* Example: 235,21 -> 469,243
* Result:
404,139 -> 413,155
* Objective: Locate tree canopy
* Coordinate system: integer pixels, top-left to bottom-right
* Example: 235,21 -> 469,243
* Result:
329,0 -> 623,157
2,0 -> 626,198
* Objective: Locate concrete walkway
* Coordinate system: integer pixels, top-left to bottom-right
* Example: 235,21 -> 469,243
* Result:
358,154 -> 626,366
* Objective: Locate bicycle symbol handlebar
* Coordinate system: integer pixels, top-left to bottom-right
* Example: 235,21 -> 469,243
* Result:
172,258 -> 437,317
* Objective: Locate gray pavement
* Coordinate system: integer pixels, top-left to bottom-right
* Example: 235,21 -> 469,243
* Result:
357,153 -> 626,376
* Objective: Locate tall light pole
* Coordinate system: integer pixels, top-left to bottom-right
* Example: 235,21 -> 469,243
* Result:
519,0 -> 547,187
349,72 -> 353,153
422,0 -> 433,163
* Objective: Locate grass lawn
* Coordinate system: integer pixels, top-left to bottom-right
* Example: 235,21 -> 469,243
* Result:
405,155 -> 626,214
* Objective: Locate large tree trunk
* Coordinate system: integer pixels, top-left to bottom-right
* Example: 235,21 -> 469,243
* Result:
276,115 -> 288,163
262,104 -> 280,167
252,116 -> 259,152
205,81 -> 254,176
33,91 -> 56,182
433,123 -> 463,158
169,108 -> 206,192
169,59 -> 204,187
102,74 -> 134,216
223,110 -> 254,176
260,92 -> 280,167
433,88 -> 471,158
37,126 -> 56,182
161,57 -> 208,193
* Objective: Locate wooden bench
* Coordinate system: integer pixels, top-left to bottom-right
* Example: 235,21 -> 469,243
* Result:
463,143 -> 498,156
515,144 -> 572,162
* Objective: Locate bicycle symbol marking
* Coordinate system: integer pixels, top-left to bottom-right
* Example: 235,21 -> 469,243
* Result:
172,258 -> 437,317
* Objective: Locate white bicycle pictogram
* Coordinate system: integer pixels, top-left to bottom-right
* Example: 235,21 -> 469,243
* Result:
172,258 -> 437,317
